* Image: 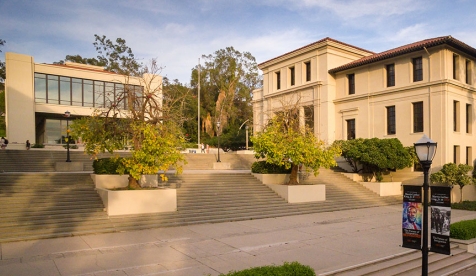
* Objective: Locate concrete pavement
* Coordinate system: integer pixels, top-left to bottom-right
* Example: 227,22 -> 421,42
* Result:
1,205 -> 476,276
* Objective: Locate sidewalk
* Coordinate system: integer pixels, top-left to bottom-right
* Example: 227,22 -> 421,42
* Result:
1,205 -> 475,276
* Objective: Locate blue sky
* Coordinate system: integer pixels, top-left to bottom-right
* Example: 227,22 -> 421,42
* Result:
2,0 -> 476,84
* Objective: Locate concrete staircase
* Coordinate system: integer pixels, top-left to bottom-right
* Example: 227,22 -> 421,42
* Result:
321,244 -> 476,276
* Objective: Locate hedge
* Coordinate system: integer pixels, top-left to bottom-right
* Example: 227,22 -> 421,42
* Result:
251,161 -> 292,174
92,157 -> 127,175
219,262 -> 315,276
450,219 -> 476,240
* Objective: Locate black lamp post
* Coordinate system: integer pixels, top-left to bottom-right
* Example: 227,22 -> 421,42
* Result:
414,134 -> 437,276
216,121 -> 221,162
64,111 -> 71,162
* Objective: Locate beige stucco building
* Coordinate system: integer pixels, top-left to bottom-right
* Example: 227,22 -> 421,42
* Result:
5,52 -> 161,148
253,36 -> 476,170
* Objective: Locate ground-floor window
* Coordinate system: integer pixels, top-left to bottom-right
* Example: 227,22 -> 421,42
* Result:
35,113 -> 76,145
346,119 -> 355,140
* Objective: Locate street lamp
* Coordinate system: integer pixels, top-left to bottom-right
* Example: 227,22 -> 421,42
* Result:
64,111 -> 71,162
414,134 -> 437,276
245,125 -> 249,150
216,121 -> 221,162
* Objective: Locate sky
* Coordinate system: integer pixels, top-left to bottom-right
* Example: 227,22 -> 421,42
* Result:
2,0 -> 476,85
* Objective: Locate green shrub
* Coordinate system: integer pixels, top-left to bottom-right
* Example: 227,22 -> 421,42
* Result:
32,144 -> 45,148
220,262 -> 315,276
92,157 -> 127,175
452,201 -> 476,211
450,219 -> 476,240
251,161 -> 292,174
63,144 -> 78,149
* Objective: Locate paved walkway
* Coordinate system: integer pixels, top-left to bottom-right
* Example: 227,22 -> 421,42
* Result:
1,205 -> 475,276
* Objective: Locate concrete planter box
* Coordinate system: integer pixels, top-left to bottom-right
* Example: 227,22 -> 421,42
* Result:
451,237 -> 476,253
252,173 -> 291,185
91,174 -> 129,189
359,181 -> 402,196
97,188 -> 177,216
265,183 -> 325,203
139,174 -> 159,188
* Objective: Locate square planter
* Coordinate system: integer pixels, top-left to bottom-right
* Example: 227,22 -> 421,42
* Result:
252,173 -> 291,185
264,183 -> 325,203
91,174 -> 129,189
140,174 -> 159,188
359,181 -> 402,196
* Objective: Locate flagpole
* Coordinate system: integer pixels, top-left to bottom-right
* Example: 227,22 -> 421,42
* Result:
197,58 -> 201,150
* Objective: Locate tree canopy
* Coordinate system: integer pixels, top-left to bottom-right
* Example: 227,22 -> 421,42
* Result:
333,138 -> 414,181
55,34 -> 142,76
430,163 -> 473,202
251,101 -> 341,185
189,47 -> 261,149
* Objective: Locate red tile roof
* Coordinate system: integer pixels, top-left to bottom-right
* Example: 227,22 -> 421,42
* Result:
329,36 -> 476,73
258,37 -> 375,68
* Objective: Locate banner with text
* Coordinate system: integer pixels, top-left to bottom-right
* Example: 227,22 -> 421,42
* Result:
431,186 -> 451,255
402,185 -> 422,250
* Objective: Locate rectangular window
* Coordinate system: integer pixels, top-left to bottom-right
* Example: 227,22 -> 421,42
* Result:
116,83 -> 126,109
467,104 -> 472,134
454,145 -> 460,164
304,105 -> 314,133
72,78 -> 83,106
348,74 -> 355,95
34,73 -> 47,103
94,81 -> 105,108
466,147 -> 472,165
386,106 -> 396,135
83,80 -> 94,107
305,61 -> 311,82
60,77 -> 71,105
276,71 -> 281,90
346,119 -> 356,140
453,54 -> 459,80
466,59 -> 472,85
454,100 -> 460,132
386,64 -> 395,87
413,57 -> 423,82
289,67 -> 295,86
413,101 -> 423,133
47,75 -> 59,104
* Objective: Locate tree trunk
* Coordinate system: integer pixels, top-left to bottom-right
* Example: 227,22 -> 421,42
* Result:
287,165 -> 300,185
128,175 -> 141,190
460,186 -> 464,203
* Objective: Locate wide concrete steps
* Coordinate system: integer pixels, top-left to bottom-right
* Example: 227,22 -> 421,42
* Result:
0,173 -> 115,243
325,245 -> 476,276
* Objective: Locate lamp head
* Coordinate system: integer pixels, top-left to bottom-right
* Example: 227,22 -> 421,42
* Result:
64,111 -> 71,117
217,121 -> 221,128
414,134 -> 437,163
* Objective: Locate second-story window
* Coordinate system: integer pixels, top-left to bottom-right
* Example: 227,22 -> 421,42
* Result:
348,74 -> 355,95
386,64 -> 395,87
305,61 -> 311,82
466,59 -> 472,85
289,67 -> 295,86
276,71 -> 281,90
454,100 -> 460,132
453,54 -> 459,80
413,57 -> 423,82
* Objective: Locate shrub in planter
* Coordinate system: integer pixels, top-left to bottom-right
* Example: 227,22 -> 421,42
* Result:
220,261 -> 315,276
450,219 -> 476,240
93,157 -> 127,175
251,160 -> 292,174
32,144 -> 45,148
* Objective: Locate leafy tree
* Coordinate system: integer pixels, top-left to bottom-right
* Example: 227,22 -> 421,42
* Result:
431,163 -> 473,202
71,60 -> 189,189
333,138 -> 413,181
55,34 -> 142,76
0,39 -> 5,83
251,100 -> 341,185
190,47 -> 260,148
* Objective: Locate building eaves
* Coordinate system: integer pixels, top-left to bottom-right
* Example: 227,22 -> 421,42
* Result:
258,37 -> 375,69
47,63 -> 120,75
329,35 -> 476,74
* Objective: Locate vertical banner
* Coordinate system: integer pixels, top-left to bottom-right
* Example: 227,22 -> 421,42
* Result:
402,185 -> 422,250
431,186 -> 451,255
